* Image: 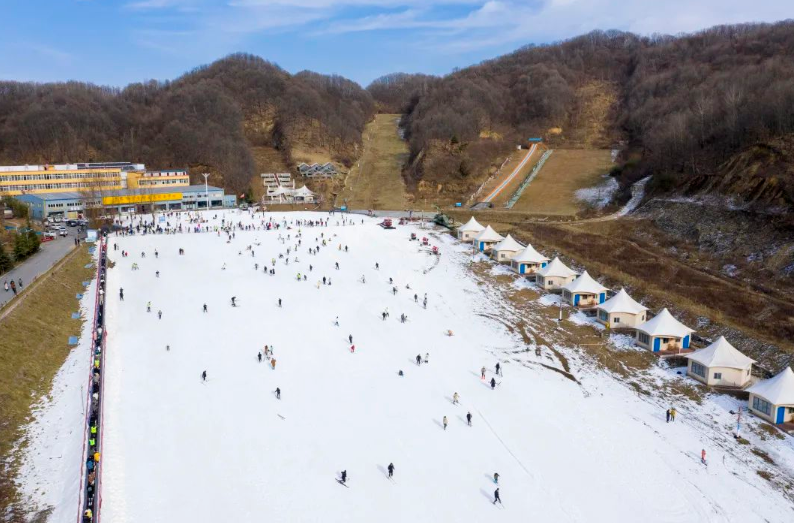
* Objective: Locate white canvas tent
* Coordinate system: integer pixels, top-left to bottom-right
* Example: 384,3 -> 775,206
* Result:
492,234 -> 524,262
596,288 -> 648,328
635,308 -> 694,352
535,257 -> 578,290
457,216 -> 485,240
685,336 -> 755,388
747,367 -> 794,424
562,271 -> 608,307
511,245 -> 549,275
472,225 -> 504,253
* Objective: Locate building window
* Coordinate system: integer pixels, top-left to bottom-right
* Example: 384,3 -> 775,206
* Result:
638,332 -> 650,345
691,362 -> 706,378
598,310 -> 607,321
753,396 -> 772,415
713,372 -> 722,380
614,317 -> 620,324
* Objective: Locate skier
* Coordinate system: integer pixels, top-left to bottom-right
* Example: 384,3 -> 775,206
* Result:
203,304 -> 208,313
493,472 -> 500,484
156,271 -> 160,278
201,370 -> 207,382
416,354 -> 422,366
387,463 -> 395,478
166,345 -> 170,352
452,392 -> 459,405
382,311 -> 387,321
666,409 -> 671,423
375,262 -> 379,270
278,298 -> 282,308
349,334 -> 353,344
493,487 -> 502,505
119,288 -> 124,300
276,387 -> 281,400
271,358 -> 276,369
414,293 -> 418,303
424,353 -> 429,364
443,416 -> 448,430
350,345 -> 355,353
670,407 -> 677,422
231,296 -> 237,307
481,366 -> 486,380
334,317 -> 340,326
490,377 -> 496,390
495,362 -> 502,376
340,470 -> 347,484
466,412 -> 472,426
147,302 -> 151,313
398,370 -> 404,377
158,310 -> 162,320
701,449 -> 707,465
258,352 -> 262,363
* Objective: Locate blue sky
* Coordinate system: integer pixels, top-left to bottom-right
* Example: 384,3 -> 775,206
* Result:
0,0 -> 790,88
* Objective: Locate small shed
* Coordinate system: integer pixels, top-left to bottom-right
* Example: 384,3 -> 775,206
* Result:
535,257 -> 578,290
457,216 -> 485,241
492,234 -> 524,262
472,225 -> 504,253
685,336 -> 755,388
635,308 -> 694,352
747,367 -> 794,424
596,288 -> 648,328
510,245 -> 549,275
562,271 -> 608,307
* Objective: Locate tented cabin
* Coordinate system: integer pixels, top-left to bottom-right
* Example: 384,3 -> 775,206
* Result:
492,234 -> 524,262
596,288 -> 648,328
472,225 -> 504,253
684,337 -> 755,388
562,271 -> 608,308
747,367 -> 794,425
535,257 -> 578,290
457,217 -> 485,241
635,308 -> 694,352
510,245 -> 549,275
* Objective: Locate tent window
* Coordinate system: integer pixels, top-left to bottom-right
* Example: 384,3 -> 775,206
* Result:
638,332 -> 650,344
752,396 -> 772,415
691,362 -> 706,378
713,372 -> 722,380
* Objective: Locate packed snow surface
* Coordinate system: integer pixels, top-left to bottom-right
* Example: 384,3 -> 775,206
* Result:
89,211 -> 791,523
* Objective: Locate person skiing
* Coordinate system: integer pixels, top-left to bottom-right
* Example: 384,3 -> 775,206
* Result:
275,387 -> 281,400
231,296 -> 237,307
334,317 -> 340,326
414,293 -> 418,303
119,288 -> 124,300
495,362 -> 502,376
203,303 -> 208,313
701,449 -> 707,464
398,370 -> 404,377
156,270 -> 160,278
466,412 -> 472,426
340,470 -> 347,484
350,345 -> 355,353
443,416 -> 448,430
158,310 -> 162,320
452,392 -> 460,405
416,354 -> 422,366
147,302 -> 151,313
424,353 -> 429,364
493,487 -> 502,505
493,472 -> 500,484
271,358 -> 276,369
278,298 -> 282,307
201,370 -> 207,382
382,311 -> 387,321
258,352 -> 262,363
387,463 -> 395,478
349,334 -> 353,344
481,366 -> 487,380
375,262 -> 379,270
490,377 -> 496,390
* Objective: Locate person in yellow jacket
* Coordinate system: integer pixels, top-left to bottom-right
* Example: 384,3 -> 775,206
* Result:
94,451 -> 101,463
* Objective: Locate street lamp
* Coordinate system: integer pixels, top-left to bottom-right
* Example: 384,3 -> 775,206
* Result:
201,173 -> 210,211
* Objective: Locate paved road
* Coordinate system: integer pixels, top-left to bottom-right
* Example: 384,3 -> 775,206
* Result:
0,228 -> 80,309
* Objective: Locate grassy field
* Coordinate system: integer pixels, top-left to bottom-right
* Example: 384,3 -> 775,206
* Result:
510,149 -> 613,215
337,114 -> 409,210
0,245 -> 93,520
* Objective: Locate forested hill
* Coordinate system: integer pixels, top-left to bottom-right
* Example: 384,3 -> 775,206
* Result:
368,21 -> 794,209
0,54 -> 374,194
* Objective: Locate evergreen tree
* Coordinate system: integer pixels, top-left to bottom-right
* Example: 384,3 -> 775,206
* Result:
25,229 -> 40,256
13,232 -> 30,261
0,242 -> 12,274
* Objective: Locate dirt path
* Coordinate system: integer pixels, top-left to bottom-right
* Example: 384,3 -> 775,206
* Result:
480,144 -> 538,205
337,114 -> 409,210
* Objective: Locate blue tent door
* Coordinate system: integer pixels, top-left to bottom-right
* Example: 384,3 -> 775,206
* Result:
653,338 -> 661,352
777,407 -> 786,424
683,335 -> 690,349
573,294 -> 580,306
479,242 -> 484,251
519,264 -> 525,274
599,292 -> 606,303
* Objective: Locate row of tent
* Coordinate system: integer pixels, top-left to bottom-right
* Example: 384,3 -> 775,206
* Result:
456,216 -> 794,427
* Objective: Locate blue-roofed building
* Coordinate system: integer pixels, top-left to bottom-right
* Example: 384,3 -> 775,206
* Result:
15,185 -> 236,220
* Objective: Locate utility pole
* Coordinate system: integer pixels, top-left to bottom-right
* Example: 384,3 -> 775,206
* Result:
201,173 -> 210,211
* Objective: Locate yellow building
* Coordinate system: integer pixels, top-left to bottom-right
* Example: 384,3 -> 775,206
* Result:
0,162 -> 144,196
126,169 -> 190,189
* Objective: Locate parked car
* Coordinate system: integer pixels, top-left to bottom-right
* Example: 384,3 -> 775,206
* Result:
66,219 -> 78,227
59,229 -> 68,237
43,231 -> 57,241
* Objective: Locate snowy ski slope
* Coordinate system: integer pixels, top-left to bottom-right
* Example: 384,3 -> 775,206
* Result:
90,211 -> 791,523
